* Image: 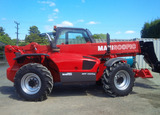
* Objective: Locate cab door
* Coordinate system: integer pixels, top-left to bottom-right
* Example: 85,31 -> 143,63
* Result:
54,28 -> 98,83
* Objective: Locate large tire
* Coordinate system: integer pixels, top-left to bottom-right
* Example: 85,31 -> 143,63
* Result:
14,63 -> 53,101
102,63 -> 135,97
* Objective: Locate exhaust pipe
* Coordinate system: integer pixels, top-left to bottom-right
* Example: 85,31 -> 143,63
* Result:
107,33 -> 110,54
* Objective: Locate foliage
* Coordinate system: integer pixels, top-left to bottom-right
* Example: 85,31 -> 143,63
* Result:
0,27 -> 5,36
10,39 -> 28,46
18,42 -> 29,46
0,27 -> 13,45
0,35 -> 13,45
11,39 -> 18,45
0,46 -> 4,51
0,26 -> 49,47
25,26 -> 48,45
29,26 -> 40,35
76,36 -> 83,39
141,19 -> 160,38
92,33 -> 106,39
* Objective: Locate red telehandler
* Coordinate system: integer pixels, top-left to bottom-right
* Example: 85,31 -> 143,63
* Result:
5,27 -> 160,101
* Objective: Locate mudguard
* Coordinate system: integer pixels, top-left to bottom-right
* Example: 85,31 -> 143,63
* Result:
104,58 -> 127,67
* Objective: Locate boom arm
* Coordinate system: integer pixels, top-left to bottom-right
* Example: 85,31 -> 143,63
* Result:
140,41 -> 160,73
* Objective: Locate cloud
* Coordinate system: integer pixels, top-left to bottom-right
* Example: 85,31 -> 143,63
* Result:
54,8 -> 59,13
1,18 -> 6,20
40,8 -> 46,11
57,21 -> 73,27
48,18 -> 54,22
125,30 -> 135,34
49,2 -> 55,6
77,19 -> 84,22
47,8 -> 59,21
82,0 -> 85,3
38,1 -> 55,7
52,13 -> 56,15
87,21 -> 97,25
115,31 -> 121,34
54,16 -> 58,19
44,25 -> 53,31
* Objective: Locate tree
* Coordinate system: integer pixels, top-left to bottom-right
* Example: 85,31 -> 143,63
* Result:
25,34 -> 43,44
141,19 -> 160,38
92,33 -> 106,39
11,39 -> 17,45
29,26 -> 40,34
18,42 -> 29,46
0,27 -> 5,36
0,27 -> 13,45
25,26 -> 48,45
0,35 -> 13,45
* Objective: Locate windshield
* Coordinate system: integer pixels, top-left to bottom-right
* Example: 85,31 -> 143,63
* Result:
38,32 -> 55,45
49,32 -> 56,40
45,32 -> 55,41
40,32 -> 55,41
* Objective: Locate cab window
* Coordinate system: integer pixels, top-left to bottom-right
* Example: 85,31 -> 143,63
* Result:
57,31 -> 66,45
56,29 -> 91,45
68,32 -> 86,44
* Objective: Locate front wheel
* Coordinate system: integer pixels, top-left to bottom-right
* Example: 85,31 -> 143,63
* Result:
14,63 -> 53,101
102,63 -> 135,97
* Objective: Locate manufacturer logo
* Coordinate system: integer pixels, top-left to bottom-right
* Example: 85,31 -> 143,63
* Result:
62,73 -> 72,76
98,44 -> 136,51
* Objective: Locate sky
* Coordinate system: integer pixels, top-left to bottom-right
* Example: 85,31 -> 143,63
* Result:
0,0 -> 160,40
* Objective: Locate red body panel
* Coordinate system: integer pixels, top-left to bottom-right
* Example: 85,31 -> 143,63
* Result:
5,41 -> 142,82
57,41 -> 140,56
49,53 -> 100,72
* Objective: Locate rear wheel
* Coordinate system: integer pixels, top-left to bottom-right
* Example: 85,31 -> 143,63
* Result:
14,63 -> 53,101
102,63 -> 135,97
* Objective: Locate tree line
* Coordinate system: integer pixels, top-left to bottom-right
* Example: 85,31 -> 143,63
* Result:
1,18 -> 160,46
0,26 -> 108,46
141,18 -> 160,38
0,26 -> 49,46
0,27 -> 14,45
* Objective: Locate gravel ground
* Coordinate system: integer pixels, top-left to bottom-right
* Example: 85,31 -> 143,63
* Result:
0,63 -> 160,115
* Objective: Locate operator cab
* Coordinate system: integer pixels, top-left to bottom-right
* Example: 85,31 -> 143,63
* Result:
41,26 -> 95,51
54,27 -> 95,45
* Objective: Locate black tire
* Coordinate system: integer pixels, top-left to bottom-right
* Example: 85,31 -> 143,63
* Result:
102,63 -> 135,97
96,79 -> 103,86
14,63 -> 53,101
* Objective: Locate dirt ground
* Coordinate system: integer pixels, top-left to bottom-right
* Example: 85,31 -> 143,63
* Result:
0,63 -> 160,115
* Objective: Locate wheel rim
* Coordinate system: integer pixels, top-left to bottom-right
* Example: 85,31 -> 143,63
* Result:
21,73 -> 41,95
114,70 -> 130,90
